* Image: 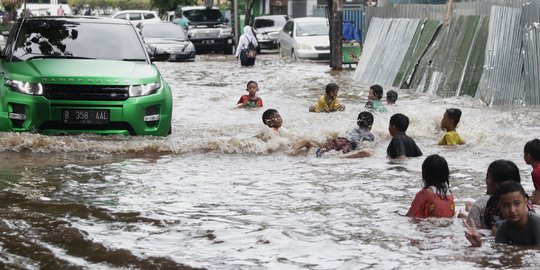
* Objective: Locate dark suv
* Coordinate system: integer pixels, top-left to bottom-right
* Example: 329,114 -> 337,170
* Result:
181,6 -> 234,54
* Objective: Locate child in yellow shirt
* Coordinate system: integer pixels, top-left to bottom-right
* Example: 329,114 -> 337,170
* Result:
309,83 -> 345,113
439,108 -> 465,145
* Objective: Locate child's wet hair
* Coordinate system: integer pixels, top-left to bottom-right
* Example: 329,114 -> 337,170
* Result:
495,181 -> 528,201
446,108 -> 462,126
357,111 -> 374,128
422,154 -> 450,199
487,159 -> 521,184
389,113 -> 409,132
325,83 -> 339,94
370,84 -> 383,100
262,109 -> 278,125
386,90 -> 398,103
247,81 -> 258,88
524,138 -> 540,161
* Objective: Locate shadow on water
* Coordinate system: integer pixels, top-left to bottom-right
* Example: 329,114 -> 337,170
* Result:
0,191 -> 203,269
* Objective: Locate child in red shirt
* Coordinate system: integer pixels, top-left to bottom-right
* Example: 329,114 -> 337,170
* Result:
524,138 -> 540,204
236,81 -> 263,108
407,154 -> 455,218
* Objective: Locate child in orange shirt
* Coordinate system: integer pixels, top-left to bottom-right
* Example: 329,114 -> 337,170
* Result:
406,154 -> 455,218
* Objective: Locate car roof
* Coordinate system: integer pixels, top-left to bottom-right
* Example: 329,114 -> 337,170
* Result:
255,15 -> 288,19
291,17 -> 327,22
181,6 -> 219,10
139,21 -> 177,27
22,16 -> 132,25
113,10 -> 158,15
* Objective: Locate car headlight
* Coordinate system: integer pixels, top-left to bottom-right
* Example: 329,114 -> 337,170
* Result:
256,33 -> 263,40
186,42 -> 195,51
298,43 -> 313,50
5,79 -> 43,95
129,81 -> 161,97
219,28 -> 232,37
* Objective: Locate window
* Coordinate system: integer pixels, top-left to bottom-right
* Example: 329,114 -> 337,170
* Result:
144,13 -> 155,20
129,13 -> 142,21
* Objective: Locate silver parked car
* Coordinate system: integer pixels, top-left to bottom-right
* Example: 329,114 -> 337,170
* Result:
278,17 -> 330,61
138,22 -> 196,62
253,15 -> 289,50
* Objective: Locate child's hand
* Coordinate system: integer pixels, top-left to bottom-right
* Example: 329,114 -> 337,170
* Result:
463,219 -> 482,247
532,190 -> 540,205
465,201 -> 473,212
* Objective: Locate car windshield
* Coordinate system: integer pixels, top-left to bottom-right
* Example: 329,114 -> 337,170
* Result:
296,20 -> 329,36
11,19 -> 147,62
183,9 -> 224,23
141,23 -> 188,40
254,19 -> 275,28
254,17 -> 286,29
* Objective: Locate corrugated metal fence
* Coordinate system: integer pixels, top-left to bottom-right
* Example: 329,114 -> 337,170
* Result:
357,0 -> 540,106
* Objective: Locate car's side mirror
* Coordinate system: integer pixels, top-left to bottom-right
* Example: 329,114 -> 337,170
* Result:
288,31 -> 292,37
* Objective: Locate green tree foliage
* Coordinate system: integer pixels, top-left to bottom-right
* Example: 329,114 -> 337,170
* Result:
67,0 -> 152,12
2,0 -> 21,22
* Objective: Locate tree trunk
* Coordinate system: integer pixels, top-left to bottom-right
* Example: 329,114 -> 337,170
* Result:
244,0 -> 255,26
328,0 -> 343,69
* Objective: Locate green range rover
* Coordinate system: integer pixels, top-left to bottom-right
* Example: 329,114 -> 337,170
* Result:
0,16 -> 172,136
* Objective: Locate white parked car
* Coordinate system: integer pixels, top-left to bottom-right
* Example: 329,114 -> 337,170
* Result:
112,10 -> 161,23
278,17 -> 330,61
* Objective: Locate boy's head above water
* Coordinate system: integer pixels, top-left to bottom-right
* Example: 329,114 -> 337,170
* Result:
262,109 -> 282,130
524,138 -> 540,164
325,83 -> 339,99
495,181 -> 528,223
246,81 -> 259,96
369,84 -> 383,101
357,111 -> 374,129
441,108 -> 462,131
388,113 -> 409,136
386,90 -> 398,104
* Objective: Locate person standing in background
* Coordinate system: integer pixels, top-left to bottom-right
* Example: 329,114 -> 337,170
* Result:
57,5 -> 65,16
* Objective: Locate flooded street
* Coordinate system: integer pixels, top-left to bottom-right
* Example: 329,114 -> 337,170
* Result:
1,52 -> 540,269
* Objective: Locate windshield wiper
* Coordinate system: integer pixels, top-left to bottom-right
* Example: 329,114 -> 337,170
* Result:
121,58 -> 147,62
26,55 -> 97,60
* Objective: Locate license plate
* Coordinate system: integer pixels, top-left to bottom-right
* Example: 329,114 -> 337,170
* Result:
202,40 -> 215,44
62,109 -> 109,124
